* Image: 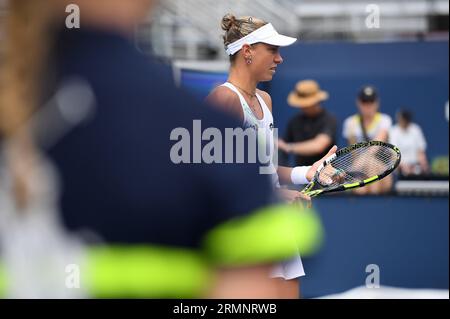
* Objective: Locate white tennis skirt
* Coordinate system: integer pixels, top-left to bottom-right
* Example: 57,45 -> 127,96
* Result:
270,254 -> 305,280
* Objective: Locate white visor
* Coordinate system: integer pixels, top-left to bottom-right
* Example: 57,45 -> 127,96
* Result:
225,23 -> 297,56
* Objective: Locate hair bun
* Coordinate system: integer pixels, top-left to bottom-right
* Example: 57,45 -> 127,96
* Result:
221,14 -> 237,32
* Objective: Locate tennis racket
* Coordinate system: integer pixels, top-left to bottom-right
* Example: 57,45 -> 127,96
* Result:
302,141 -> 401,197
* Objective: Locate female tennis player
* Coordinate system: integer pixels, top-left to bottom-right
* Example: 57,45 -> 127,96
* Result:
206,14 -> 337,298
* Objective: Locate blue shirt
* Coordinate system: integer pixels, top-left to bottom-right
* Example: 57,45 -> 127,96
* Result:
46,27 -> 274,249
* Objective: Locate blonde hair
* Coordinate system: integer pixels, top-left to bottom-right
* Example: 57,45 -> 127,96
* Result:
0,1 -> 56,209
221,13 -> 267,62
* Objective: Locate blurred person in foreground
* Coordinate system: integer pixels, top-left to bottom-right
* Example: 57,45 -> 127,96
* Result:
342,85 -> 393,195
206,14 -> 335,298
389,109 -> 429,177
0,0 -> 316,298
278,80 -> 337,168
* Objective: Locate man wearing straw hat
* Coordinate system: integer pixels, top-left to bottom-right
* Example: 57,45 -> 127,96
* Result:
278,80 -> 337,167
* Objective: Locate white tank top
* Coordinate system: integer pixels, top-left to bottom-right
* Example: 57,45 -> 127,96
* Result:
220,82 -> 280,187
220,83 -> 304,280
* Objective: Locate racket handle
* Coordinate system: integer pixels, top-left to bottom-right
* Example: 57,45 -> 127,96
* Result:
301,181 -> 315,194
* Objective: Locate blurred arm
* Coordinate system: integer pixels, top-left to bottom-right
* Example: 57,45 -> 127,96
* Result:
209,265 -> 281,298
285,134 -> 332,156
373,128 -> 389,142
417,150 -> 429,173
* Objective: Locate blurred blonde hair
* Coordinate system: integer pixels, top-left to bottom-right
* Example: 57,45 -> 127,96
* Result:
221,13 -> 267,62
0,1 -> 56,209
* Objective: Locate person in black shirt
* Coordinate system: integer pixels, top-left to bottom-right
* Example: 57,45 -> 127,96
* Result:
278,80 -> 337,167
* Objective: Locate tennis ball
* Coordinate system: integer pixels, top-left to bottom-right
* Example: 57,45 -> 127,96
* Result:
0,263 -> 7,298
294,208 -> 325,257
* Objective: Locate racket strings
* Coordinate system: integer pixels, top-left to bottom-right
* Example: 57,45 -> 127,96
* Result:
317,145 -> 398,187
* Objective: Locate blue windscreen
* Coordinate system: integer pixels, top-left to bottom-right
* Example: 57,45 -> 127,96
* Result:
180,69 -> 228,100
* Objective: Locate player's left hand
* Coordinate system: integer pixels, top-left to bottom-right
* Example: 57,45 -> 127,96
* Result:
277,188 -> 311,208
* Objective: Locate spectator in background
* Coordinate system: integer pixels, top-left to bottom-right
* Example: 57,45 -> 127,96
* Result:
390,109 -> 429,177
278,80 -> 337,168
342,85 -> 393,194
